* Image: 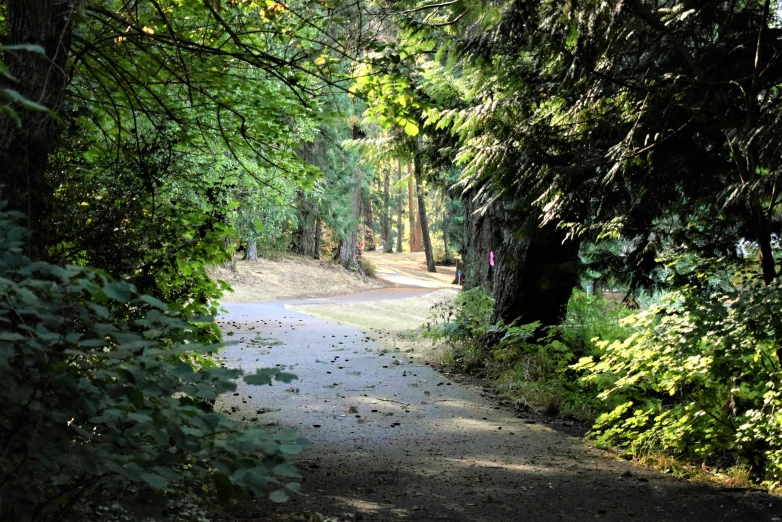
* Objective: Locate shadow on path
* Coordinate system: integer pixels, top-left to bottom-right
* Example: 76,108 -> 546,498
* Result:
216,301 -> 776,521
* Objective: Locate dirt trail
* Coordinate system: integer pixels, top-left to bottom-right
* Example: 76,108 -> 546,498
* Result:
216,259 -> 779,522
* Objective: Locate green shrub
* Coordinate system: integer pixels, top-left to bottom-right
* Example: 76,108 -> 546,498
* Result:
360,257 -> 377,277
428,287 -> 635,420
0,206 -> 307,520
432,243 -> 455,265
576,279 -> 782,489
559,290 -> 634,357
425,286 -> 494,346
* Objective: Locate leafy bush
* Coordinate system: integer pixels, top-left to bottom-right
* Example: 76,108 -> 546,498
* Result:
425,287 -> 494,345
428,288 -> 633,420
360,257 -> 377,277
576,279 -> 782,488
559,290 -> 634,357
432,243 -> 455,265
0,206 -> 307,520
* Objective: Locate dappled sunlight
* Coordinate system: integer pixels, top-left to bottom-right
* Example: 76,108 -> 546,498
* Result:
351,395 -> 412,412
287,288 -> 457,331
442,457 -> 543,474
329,496 -> 409,517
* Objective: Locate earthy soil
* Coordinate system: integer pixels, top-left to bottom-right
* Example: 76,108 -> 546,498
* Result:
214,253 -> 782,522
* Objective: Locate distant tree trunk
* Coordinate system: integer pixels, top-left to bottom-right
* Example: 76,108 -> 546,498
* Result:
0,0 -> 78,259
246,240 -> 258,261
298,218 -> 316,257
407,163 -> 421,252
363,189 -> 376,251
452,259 -> 463,285
415,204 -> 424,251
382,168 -> 391,251
295,190 -> 318,257
415,140 -> 436,273
338,182 -> 362,268
314,215 -> 322,259
462,183 -> 580,332
222,237 -> 236,271
396,159 -> 404,253
443,191 -> 455,263
339,130 -> 364,269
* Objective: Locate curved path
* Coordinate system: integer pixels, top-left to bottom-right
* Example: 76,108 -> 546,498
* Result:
216,287 -> 777,521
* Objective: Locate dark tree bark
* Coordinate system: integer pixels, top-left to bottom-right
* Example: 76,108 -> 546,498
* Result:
462,183 -> 580,331
414,140 -> 436,273
443,229 -> 450,262
339,127 -> 365,269
396,159 -> 404,253
338,181 -> 362,268
0,0 -> 78,259
314,215 -> 322,259
382,168 -> 391,251
295,190 -> 318,257
363,188 -> 376,251
407,163 -> 420,252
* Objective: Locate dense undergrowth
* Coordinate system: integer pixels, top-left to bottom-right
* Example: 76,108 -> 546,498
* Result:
426,279 -> 782,491
0,208 -> 308,521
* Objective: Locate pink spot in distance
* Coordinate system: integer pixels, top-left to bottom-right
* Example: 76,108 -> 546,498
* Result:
490,251 -> 495,267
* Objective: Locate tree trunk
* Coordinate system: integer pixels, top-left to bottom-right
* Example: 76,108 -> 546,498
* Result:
462,183 -> 580,332
295,190 -> 318,257
382,168 -> 391,251
407,163 -> 421,252
443,229 -> 450,263
314,215 -> 322,259
363,189 -> 376,251
222,237 -> 236,271
338,170 -> 363,269
0,0 -> 78,259
414,140 -> 436,273
396,159 -> 404,253
246,240 -> 258,261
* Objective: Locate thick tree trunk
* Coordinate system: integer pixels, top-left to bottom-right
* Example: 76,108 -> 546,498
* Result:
338,173 -> 363,269
414,141 -> 435,273
382,168 -> 391,251
0,0 -> 78,259
407,165 -> 420,252
295,191 -> 318,257
363,189 -> 376,251
396,159 -> 404,253
491,221 -> 580,328
462,183 -> 580,331
246,240 -> 258,261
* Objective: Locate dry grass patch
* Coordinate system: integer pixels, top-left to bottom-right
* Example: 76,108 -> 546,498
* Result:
209,255 -> 385,303
287,288 -> 458,363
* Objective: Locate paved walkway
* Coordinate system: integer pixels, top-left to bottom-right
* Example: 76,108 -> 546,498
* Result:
216,288 -> 777,521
